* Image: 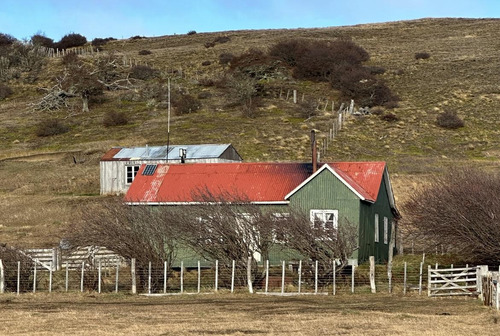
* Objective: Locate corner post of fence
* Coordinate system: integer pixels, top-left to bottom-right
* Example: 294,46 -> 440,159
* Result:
131,258 -> 136,294
369,256 -> 376,293
0,259 -> 4,294
477,265 -> 489,301
163,261 -> 167,294
247,257 -> 253,294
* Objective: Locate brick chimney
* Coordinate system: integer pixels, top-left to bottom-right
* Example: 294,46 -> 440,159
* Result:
311,130 -> 317,173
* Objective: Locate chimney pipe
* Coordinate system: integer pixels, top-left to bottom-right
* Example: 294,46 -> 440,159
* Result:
311,130 -> 317,173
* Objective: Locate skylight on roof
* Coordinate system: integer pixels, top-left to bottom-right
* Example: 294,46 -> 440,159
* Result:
142,164 -> 157,176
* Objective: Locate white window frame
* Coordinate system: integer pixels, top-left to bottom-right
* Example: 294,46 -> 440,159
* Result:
126,165 -> 140,184
374,214 -> 380,243
383,216 -> 389,244
310,209 -> 339,232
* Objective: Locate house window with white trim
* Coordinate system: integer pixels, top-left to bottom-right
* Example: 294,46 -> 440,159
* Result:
126,165 -> 140,184
310,210 -> 338,232
383,216 -> 389,244
374,213 -> 380,243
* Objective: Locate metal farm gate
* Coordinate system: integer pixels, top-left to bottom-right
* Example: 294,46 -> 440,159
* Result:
428,265 -> 478,297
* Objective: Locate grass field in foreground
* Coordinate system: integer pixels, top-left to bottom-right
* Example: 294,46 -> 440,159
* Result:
0,292 -> 498,335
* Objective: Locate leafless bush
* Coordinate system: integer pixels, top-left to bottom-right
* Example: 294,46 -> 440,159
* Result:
187,30 -> 197,35
0,33 -> 16,47
130,65 -> 159,80
35,118 -> 70,137
138,49 -> 152,55
298,99 -> 318,119
0,83 -> 13,100
219,52 -> 234,66
91,37 -> 116,48
201,60 -> 211,66
436,110 -> 464,129
173,93 -> 202,115
55,33 -> 87,50
380,112 -> 399,122
0,244 -> 33,292
213,36 -> 230,44
31,34 -> 54,48
66,198 -> 179,291
103,110 -> 128,127
402,167 -> 500,264
415,52 -> 431,60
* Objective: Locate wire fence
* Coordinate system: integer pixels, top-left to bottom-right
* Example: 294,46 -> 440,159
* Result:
0,257 -> 473,297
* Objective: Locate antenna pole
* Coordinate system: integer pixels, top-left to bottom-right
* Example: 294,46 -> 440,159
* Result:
166,77 -> 171,162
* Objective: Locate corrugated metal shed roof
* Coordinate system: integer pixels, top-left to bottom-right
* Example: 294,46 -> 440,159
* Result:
101,144 -> 237,161
124,162 -> 387,204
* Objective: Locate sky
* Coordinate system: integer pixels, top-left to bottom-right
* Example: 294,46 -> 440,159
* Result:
1,0 -> 499,41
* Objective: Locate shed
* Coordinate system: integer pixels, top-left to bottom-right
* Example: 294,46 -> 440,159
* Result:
100,144 -> 242,194
124,161 -> 399,264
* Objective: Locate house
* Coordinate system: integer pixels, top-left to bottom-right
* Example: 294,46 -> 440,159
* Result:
99,143 -> 242,194
124,160 -> 399,265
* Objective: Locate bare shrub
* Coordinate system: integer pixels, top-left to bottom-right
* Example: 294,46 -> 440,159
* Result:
31,34 -> 54,48
129,35 -> 145,40
197,91 -> 212,99
103,110 -> 128,127
66,198 -> 179,291
35,118 -> 69,137
61,52 -> 79,66
187,30 -> 197,35
0,244 -> 33,292
213,35 -> 230,44
55,33 -> 87,50
174,94 -> 202,115
219,52 -> 234,66
436,110 -> 464,129
298,99 -> 318,119
415,52 -> 431,60
384,100 -> 400,109
201,60 -> 211,66
402,167 -> 500,264
367,66 -> 386,75
91,37 -> 116,48
138,49 -> 152,55
380,112 -> 399,122
130,65 -> 159,80
0,33 -> 16,47
204,41 -> 216,48
0,83 -> 13,100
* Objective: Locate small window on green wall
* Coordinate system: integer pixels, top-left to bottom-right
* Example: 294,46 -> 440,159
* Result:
374,214 -> 379,243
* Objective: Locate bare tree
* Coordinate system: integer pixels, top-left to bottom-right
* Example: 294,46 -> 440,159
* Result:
66,198 -> 179,290
402,167 -> 500,264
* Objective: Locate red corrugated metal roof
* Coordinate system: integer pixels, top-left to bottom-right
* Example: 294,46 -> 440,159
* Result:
124,162 -> 386,204
101,147 -> 122,161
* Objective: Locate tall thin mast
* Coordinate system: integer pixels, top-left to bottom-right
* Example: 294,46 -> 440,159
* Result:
166,77 -> 171,162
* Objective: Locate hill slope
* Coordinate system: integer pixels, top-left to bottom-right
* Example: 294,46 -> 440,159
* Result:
1,18 -> 499,247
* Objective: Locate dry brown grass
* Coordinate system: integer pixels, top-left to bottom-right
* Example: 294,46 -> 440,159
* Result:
0,293 -> 497,335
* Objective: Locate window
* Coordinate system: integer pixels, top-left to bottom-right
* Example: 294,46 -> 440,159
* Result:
374,214 -> 380,243
272,213 -> 289,243
383,217 -> 389,244
126,165 -> 140,184
310,210 -> 338,232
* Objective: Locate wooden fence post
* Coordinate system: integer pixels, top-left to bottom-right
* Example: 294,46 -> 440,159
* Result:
163,261 -> 167,294
17,261 -> 20,295
418,262 -> 423,295
333,260 -> 336,296
369,256 -> 376,293
98,259 -> 102,294
65,262 -> 69,292
351,265 -> 355,293
265,260 -> 269,294
131,258 -> 136,294
247,257 -> 253,294
231,260 -> 235,293
49,261 -> 53,293
197,261 -> 201,294
80,261 -> 84,293
298,260 -> 302,294
116,259 -> 120,293
0,259 -> 4,294
215,260 -> 219,292
314,260 -> 318,295
403,262 -> 407,295
281,260 -> 285,295
180,261 -> 184,294
148,261 -> 152,295
33,259 -> 38,293
293,90 -> 297,104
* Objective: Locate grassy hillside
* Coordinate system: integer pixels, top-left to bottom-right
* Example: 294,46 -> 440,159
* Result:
1,18 -> 500,247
